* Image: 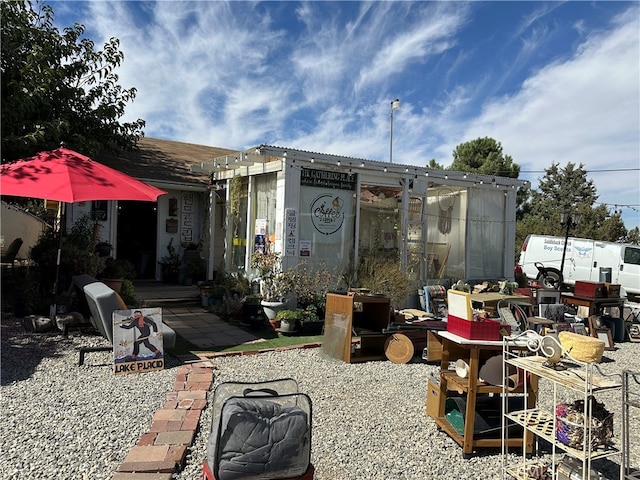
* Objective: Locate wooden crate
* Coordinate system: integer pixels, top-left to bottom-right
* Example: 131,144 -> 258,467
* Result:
605,283 -> 621,298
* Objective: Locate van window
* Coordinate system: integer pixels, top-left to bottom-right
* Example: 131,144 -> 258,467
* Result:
623,246 -> 640,265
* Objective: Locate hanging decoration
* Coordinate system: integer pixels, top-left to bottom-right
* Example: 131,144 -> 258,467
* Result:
438,188 -> 455,234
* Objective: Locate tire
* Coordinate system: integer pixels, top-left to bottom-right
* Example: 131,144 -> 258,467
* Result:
536,268 -> 562,290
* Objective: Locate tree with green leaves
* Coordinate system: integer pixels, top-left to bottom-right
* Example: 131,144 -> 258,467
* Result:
430,137 -> 530,220
1,0 -> 145,162
515,162 -> 630,253
450,137 -> 520,178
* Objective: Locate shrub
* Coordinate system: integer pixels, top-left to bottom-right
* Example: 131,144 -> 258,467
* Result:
356,254 -> 414,310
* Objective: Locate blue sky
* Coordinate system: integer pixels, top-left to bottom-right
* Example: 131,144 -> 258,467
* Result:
50,1 -> 639,230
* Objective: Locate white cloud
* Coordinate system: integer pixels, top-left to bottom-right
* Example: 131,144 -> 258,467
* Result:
435,7 -> 640,229
55,1 -> 638,229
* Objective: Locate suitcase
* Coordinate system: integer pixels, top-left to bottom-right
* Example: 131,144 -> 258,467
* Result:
202,378 -> 313,480
574,281 -> 606,298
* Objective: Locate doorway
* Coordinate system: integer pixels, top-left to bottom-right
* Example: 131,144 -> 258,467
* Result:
117,201 -> 158,279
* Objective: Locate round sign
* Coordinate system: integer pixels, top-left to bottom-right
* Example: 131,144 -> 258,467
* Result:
310,193 -> 345,235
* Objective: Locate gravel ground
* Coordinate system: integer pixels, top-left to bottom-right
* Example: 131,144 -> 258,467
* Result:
0,317 -> 180,480
178,341 -> 640,480
2,315 -> 639,480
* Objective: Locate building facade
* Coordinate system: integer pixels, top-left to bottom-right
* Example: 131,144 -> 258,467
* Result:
195,145 -> 529,287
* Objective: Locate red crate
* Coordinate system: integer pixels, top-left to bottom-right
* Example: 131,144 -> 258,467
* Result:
446,314 -> 509,341
203,461 -> 315,480
574,281 -> 605,298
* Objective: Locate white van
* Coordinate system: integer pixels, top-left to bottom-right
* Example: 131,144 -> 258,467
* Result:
518,234 -> 640,297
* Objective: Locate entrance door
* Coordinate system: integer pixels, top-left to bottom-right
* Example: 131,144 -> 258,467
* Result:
117,201 -> 158,279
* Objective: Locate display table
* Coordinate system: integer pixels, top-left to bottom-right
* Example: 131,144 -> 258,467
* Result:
430,331 -> 537,457
561,293 -> 625,317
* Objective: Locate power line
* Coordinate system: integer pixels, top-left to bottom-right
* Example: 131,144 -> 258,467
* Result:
520,168 -> 640,174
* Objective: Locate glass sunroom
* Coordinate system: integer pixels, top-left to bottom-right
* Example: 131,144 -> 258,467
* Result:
195,146 -> 528,286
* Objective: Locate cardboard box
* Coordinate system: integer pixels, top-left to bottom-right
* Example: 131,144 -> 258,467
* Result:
574,280 -> 606,298
446,314 -> 510,341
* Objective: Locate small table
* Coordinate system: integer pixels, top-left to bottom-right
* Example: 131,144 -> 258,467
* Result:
431,331 -> 537,457
526,316 -> 556,333
560,293 -> 625,318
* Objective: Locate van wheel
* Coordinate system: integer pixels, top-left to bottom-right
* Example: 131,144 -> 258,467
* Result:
536,269 -> 562,289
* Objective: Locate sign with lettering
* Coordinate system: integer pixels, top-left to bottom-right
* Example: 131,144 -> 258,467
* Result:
285,209 -> 298,256
300,168 -> 357,191
113,308 -> 164,375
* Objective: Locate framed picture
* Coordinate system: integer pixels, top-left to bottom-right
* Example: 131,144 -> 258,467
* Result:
536,289 -> 561,305
555,323 -> 573,334
572,323 -> 587,335
588,315 -> 602,336
539,303 -> 565,322
595,329 -> 614,351
627,324 -> 640,343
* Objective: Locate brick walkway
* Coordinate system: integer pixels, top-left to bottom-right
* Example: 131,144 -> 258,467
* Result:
110,344 -> 323,480
112,360 -> 214,480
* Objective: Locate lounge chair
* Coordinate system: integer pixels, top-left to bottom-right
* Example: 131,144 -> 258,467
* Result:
73,274 -> 176,365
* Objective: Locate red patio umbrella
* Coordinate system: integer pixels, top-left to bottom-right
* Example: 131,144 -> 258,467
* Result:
0,147 -> 165,202
0,147 -> 167,318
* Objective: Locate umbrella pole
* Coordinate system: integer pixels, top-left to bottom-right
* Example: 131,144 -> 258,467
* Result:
49,202 -> 65,321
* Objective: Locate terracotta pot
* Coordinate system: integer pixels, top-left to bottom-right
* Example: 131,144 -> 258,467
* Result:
268,318 -> 281,331
101,278 -> 123,293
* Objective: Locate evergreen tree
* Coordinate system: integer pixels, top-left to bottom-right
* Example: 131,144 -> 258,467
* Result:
450,137 -> 520,178
516,162 -> 629,253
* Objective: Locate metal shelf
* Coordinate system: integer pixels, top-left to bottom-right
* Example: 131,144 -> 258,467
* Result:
501,331 -> 623,480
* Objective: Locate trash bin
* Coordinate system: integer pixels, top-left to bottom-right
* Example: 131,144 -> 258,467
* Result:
599,267 -> 612,283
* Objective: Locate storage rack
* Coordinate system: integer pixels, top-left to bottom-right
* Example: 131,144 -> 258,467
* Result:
622,370 -> 640,480
501,331 -> 622,480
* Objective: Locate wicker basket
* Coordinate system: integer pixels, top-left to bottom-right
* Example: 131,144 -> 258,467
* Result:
555,403 -> 613,449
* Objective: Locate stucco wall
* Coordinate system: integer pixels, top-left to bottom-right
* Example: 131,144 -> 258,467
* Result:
1,202 -> 49,259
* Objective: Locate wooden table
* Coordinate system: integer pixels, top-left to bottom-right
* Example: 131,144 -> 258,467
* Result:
431,331 -> 537,457
469,292 -> 531,315
560,293 -> 625,317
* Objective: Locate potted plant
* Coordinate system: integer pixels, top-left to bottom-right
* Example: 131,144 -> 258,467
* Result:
99,257 -> 136,293
299,304 -> 324,335
286,260 -> 337,318
95,241 -> 113,257
276,308 -> 304,333
251,250 -> 296,323
159,238 -> 181,284
183,259 -> 205,286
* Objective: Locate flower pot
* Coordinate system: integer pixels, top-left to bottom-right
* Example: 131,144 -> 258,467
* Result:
102,278 -> 123,293
261,297 -> 297,320
268,318 -> 281,331
280,318 -> 297,333
261,300 -> 287,321
95,243 -> 112,257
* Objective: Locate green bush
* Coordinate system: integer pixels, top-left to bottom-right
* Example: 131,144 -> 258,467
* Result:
100,257 -> 136,280
356,253 -> 414,310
